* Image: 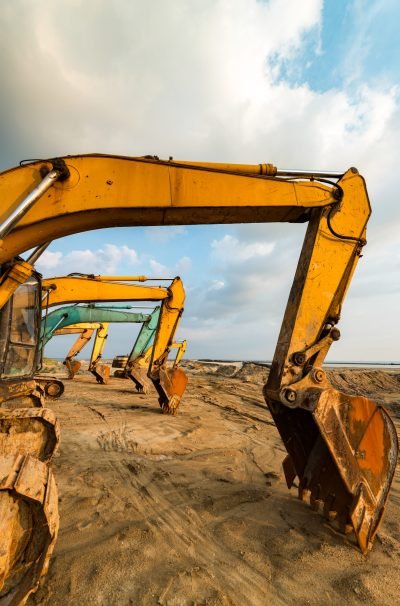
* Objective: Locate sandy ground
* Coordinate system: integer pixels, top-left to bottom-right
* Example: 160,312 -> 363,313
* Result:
28,362 -> 400,606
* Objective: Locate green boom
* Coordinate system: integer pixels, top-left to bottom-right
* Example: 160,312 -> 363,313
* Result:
40,304 -> 152,348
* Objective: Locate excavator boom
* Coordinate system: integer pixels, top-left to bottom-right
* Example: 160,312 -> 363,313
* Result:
87,323 -> 110,384
171,340 -> 187,368
40,305 -> 151,347
0,154 -> 397,604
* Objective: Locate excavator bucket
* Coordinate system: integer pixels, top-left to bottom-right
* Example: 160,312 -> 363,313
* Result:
90,363 -> 110,385
64,359 -> 82,379
0,409 -> 60,605
269,388 -> 398,553
155,367 -> 188,415
128,364 -> 152,394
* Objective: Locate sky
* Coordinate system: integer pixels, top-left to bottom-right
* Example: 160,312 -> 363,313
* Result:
0,0 -> 399,361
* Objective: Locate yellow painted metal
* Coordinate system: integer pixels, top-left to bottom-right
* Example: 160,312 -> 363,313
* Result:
63,327 -> 96,356
54,323 -> 102,334
266,169 -> 370,395
87,323 -> 109,382
138,343 -> 154,367
149,278 -> 185,375
42,275 -> 169,306
171,340 -> 187,368
88,275 -> 150,281
0,155 -> 335,261
89,323 -> 109,363
0,258 -> 35,309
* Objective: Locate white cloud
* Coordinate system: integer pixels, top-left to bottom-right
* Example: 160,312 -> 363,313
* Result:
148,259 -> 169,277
37,250 -> 62,271
208,280 -> 225,292
176,256 -> 192,273
212,235 -> 275,263
149,256 -> 193,278
36,243 -> 140,276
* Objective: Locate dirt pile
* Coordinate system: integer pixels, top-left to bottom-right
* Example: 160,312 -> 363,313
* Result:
328,369 -> 400,398
214,364 -> 238,377
234,362 -> 270,383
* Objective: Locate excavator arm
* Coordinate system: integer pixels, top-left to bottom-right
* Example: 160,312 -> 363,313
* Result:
87,323 -> 110,384
114,306 -> 161,392
0,155 -> 397,604
148,276 -> 186,412
171,340 -> 187,368
55,323 -> 101,334
57,326 -> 97,378
114,280 -> 186,411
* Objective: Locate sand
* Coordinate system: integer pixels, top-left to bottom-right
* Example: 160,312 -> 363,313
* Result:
28,362 -> 400,605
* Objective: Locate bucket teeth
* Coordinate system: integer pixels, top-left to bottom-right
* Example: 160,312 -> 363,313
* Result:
298,484 -> 311,503
322,495 -> 336,520
310,494 -> 323,512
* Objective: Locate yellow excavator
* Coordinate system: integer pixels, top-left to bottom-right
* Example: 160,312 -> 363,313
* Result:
171,340 -> 186,368
59,322 -> 110,381
53,323 -> 102,378
0,155 -> 397,604
113,339 -> 187,392
58,321 -> 111,384
111,305 -> 186,392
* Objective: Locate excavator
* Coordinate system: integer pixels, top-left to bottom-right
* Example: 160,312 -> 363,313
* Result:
113,339 -> 187,392
40,303 -> 158,384
0,154 -> 397,605
112,304 -> 161,392
53,322 -> 103,378
80,321 -> 109,384
40,274 -> 186,398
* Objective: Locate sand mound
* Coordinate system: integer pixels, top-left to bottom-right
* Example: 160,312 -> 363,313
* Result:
215,364 -> 238,377
234,362 -> 270,383
328,369 -> 400,398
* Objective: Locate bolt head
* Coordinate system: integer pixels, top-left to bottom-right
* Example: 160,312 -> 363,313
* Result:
312,369 -> 325,384
285,389 -> 297,402
293,352 -> 306,365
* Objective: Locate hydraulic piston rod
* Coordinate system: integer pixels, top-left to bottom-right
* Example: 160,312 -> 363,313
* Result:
0,168 -> 63,239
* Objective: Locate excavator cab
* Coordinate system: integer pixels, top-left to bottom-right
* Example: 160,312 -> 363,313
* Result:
0,274 -> 64,401
0,274 -> 40,390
